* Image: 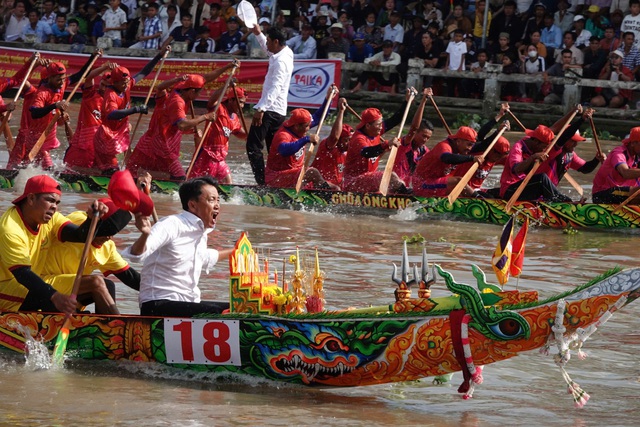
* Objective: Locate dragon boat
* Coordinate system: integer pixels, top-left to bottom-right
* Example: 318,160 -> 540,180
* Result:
0,169 -> 640,229
2,168 -> 640,230
1,234 -> 639,405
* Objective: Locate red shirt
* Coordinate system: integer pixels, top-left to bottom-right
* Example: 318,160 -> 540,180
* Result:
204,103 -> 242,161
454,160 -> 498,189
538,146 -> 586,186
266,127 -> 306,172
76,85 -> 103,132
343,130 -> 383,181
393,136 -> 428,183
311,137 -> 347,186
414,140 -> 459,181
30,81 -> 68,150
204,18 -> 227,41
100,80 -> 133,133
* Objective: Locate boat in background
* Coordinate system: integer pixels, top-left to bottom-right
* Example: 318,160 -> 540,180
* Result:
1,234 -> 639,405
2,169 -> 640,230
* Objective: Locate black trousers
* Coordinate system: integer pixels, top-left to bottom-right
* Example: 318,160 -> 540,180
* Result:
140,300 -> 230,317
592,187 -> 631,204
503,174 -> 572,202
246,110 -> 285,185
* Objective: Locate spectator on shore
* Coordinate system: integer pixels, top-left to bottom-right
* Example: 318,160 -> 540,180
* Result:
312,10 -> 330,57
443,3 -> 473,37
351,40 -> 401,94
490,32 -> 518,64
191,25 -> 215,53
520,29 -> 548,60
586,5 -> 610,39
472,0 -> 491,47
610,8 -> 626,34
20,9 -> 52,43
445,28 -> 467,96
161,4 -> 181,44
544,48 -> 575,104
203,2 -> 225,42
601,25 -> 622,51
356,11 -> 383,52
501,52 -> 524,100
555,31 -> 584,64
129,2 -> 162,50
287,23 -> 317,59
103,0 -> 128,47
190,0 -> 210,27
522,1 -> 546,44
399,14 -> 424,62
521,44 -> 545,100
554,0 -> 574,33
573,15 -> 593,49
489,0 -> 523,45
583,36 -> 608,79
383,10 -> 404,52
337,9 -> 355,42
618,31 -> 640,75
50,13 -> 70,43
162,12 -> 197,51
621,0 -> 640,49
40,0 -> 56,27
86,2 -> 104,46
63,18 -> 87,52
590,50 -> 635,108
461,48 -> 489,98
321,22 -> 350,58
541,13 -> 562,58
347,31 -> 374,63
5,1 -> 28,42
217,15 -> 245,54
376,0 -> 395,28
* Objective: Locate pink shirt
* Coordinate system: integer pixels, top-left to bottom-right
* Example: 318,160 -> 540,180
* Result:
500,138 -> 533,197
592,145 -> 640,193
538,146 -> 586,186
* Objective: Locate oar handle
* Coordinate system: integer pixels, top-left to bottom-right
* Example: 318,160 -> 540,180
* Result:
345,103 -> 361,121
295,87 -> 337,193
428,95 -> 451,135
588,116 -> 604,158
612,188 -> 640,213
12,52 -> 40,103
231,81 -> 249,135
447,125 -> 508,205
2,53 -> 40,152
507,110 -> 527,132
379,89 -> 417,196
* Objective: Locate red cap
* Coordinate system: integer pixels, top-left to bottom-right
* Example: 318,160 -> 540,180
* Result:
283,108 -> 312,127
356,108 -> 383,129
107,170 -> 155,216
12,175 -> 62,205
451,126 -> 478,143
622,127 -> 640,145
525,125 -> 554,145
340,124 -> 354,139
111,66 -> 131,83
97,197 -> 118,221
175,74 -> 206,90
100,72 -> 112,85
571,130 -> 586,142
493,136 -> 511,154
224,86 -> 246,102
44,62 -> 66,79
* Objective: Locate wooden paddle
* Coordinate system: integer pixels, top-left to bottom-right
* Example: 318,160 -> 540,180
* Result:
379,88 -> 417,196
295,86 -> 337,193
52,211 -> 101,366
588,116 -> 604,159
185,64 -> 239,179
504,108 -> 579,213
28,52 -> 102,161
1,52 -> 40,152
428,94 -> 451,135
122,47 -> 171,167
345,103 -> 361,121
508,108 -> 584,197
447,123 -> 508,205
231,81 -> 249,135
611,188 -> 640,213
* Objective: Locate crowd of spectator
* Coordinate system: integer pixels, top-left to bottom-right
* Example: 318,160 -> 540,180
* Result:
1,0 -> 639,107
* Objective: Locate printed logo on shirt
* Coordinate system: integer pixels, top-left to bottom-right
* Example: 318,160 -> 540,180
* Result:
370,156 -> 379,164
93,109 -> 101,120
222,126 -> 232,138
295,147 -> 305,160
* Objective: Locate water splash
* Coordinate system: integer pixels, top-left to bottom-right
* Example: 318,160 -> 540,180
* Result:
389,202 -> 422,221
13,323 -> 53,371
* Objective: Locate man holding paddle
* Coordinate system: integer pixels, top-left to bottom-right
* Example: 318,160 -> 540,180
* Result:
592,127 -> 640,204
124,176 -> 234,317
93,46 -> 170,175
0,175 -> 113,316
265,85 -> 340,190
7,51 -> 100,170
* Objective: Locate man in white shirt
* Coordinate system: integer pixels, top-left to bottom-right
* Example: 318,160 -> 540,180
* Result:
246,26 -> 294,185
286,23 -> 317,59
102,0 -> 128,47
4,0 -> 28,42
383,10 -> 404,52
124,177 -> 234,317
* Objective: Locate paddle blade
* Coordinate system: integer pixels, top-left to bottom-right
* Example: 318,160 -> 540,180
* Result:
52,326 -> 70,366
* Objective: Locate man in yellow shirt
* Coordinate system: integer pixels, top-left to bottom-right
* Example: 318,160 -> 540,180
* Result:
42,198 -> 141,314
0,175 -> 112,315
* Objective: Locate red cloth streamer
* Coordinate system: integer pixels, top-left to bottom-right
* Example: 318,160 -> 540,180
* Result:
449,309 -> 472,394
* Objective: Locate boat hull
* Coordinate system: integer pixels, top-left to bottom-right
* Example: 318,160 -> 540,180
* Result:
2,169 -> 640,229
1,268 -> 638,387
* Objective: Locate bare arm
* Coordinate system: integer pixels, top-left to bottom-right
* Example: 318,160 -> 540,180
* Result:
326,98 -> 347,151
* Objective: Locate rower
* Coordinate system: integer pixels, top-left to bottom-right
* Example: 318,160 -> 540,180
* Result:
0,175 -> 112,316
592,126 -> 640,203
123,176 -> 235,317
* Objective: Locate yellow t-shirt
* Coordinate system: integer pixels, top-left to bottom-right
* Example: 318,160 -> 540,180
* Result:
41,211 -> 129,277
0,207 -> 71,309
473,11 -> 492,38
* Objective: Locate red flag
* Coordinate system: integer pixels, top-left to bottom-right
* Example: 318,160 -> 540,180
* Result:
492,216 -> 514,286
510,217 -> 529,278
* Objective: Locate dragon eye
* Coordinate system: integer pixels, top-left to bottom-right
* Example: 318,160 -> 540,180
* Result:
488,319 -> 523,339
310,333 -> 349,352
324,339 -> 341,352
